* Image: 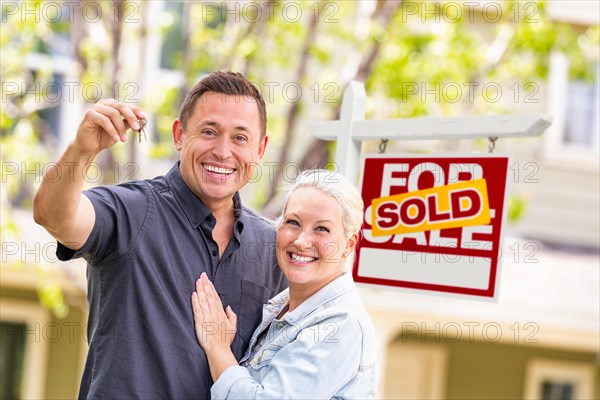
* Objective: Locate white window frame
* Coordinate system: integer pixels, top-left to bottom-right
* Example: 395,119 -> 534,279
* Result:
0,299 -> 50,399
523,358 -> 596,400
23,52 -> 83,155
544,51 -> 600,172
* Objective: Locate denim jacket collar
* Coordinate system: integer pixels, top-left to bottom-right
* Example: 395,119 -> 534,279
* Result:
240,273 -> 356,364
283,273 -> 355,325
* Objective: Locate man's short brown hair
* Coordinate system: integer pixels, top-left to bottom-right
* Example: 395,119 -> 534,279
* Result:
178,71 -> 267,137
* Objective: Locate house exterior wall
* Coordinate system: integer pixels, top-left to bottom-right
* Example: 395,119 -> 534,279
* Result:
384,333 -> 600,400
1,268 -> 87,399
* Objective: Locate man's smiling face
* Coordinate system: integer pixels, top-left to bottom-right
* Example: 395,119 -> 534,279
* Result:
172,92 -> 267,208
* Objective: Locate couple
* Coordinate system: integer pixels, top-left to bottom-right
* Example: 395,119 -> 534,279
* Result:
34,71 -> 377,399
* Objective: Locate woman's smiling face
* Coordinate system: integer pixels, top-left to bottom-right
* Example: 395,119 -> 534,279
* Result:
276,187 -> 356,295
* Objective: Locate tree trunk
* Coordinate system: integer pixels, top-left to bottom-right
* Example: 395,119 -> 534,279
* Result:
261,1 -> 324,207
98,0 -> 124,184
178,2 -> 193,108
127,1 -> 149,176
301,0 -> 402,165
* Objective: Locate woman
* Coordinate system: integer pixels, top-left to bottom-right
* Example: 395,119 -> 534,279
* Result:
191,170 -> 378,399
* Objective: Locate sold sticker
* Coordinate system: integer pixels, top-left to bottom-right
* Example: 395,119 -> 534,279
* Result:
372,178 -> 491,235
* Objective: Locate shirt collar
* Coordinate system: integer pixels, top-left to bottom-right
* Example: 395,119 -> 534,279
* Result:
232,190 -> 245,239
166,162 -> 245,235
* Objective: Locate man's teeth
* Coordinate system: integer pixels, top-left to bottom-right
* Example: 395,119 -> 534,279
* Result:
204,165 -> 234,174
291,253 -> 317,263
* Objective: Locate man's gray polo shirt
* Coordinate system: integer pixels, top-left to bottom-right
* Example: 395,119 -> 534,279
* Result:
57,162 -> 287,399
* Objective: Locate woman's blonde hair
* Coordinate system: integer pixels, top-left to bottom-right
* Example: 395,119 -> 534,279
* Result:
278,169 -> 364,239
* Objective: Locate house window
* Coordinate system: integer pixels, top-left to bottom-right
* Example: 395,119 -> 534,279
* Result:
35,71 -> 64,142
0,322 -> 26,399
0,301 -> 49,399
541,380 -> 574,400
564,65 -> 599,149
524,358 -> 595,400
545,52 -> 599,163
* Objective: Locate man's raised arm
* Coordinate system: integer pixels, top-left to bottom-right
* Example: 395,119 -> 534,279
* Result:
33,100 -> 145,250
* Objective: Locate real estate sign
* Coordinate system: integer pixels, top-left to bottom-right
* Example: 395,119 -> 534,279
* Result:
354,155 -> 509,299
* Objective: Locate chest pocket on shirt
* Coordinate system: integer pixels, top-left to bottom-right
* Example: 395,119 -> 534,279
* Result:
248,345 -> 281,370
238,279 -> 271,340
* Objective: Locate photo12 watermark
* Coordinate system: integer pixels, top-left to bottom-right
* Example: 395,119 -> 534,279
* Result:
2,81 -> 141,104
400,321 -> 540,344
0,322 -> 138,344
198,2 -> 340,24
398,1 -> 540,24
1,1 -> 342,24
1,1 -> 141,24
401,81 -> 540,104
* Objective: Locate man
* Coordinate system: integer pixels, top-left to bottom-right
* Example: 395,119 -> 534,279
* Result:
33,71 -> 287,398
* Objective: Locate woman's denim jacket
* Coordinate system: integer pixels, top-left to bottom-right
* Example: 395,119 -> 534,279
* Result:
211,273 -> 378,399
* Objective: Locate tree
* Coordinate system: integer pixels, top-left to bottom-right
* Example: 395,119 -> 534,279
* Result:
1,1 -> 598,314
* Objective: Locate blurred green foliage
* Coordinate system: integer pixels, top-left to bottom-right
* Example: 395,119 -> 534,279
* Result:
1,1 -> 598,315
507,194 -> 528,224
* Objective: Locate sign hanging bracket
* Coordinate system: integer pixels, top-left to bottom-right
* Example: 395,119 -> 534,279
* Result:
378,138 -> 389,154
488,136 -> 498,153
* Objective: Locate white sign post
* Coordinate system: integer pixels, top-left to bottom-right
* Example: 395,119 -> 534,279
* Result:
309,81 -> 552,183
309,81 -> 552,299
